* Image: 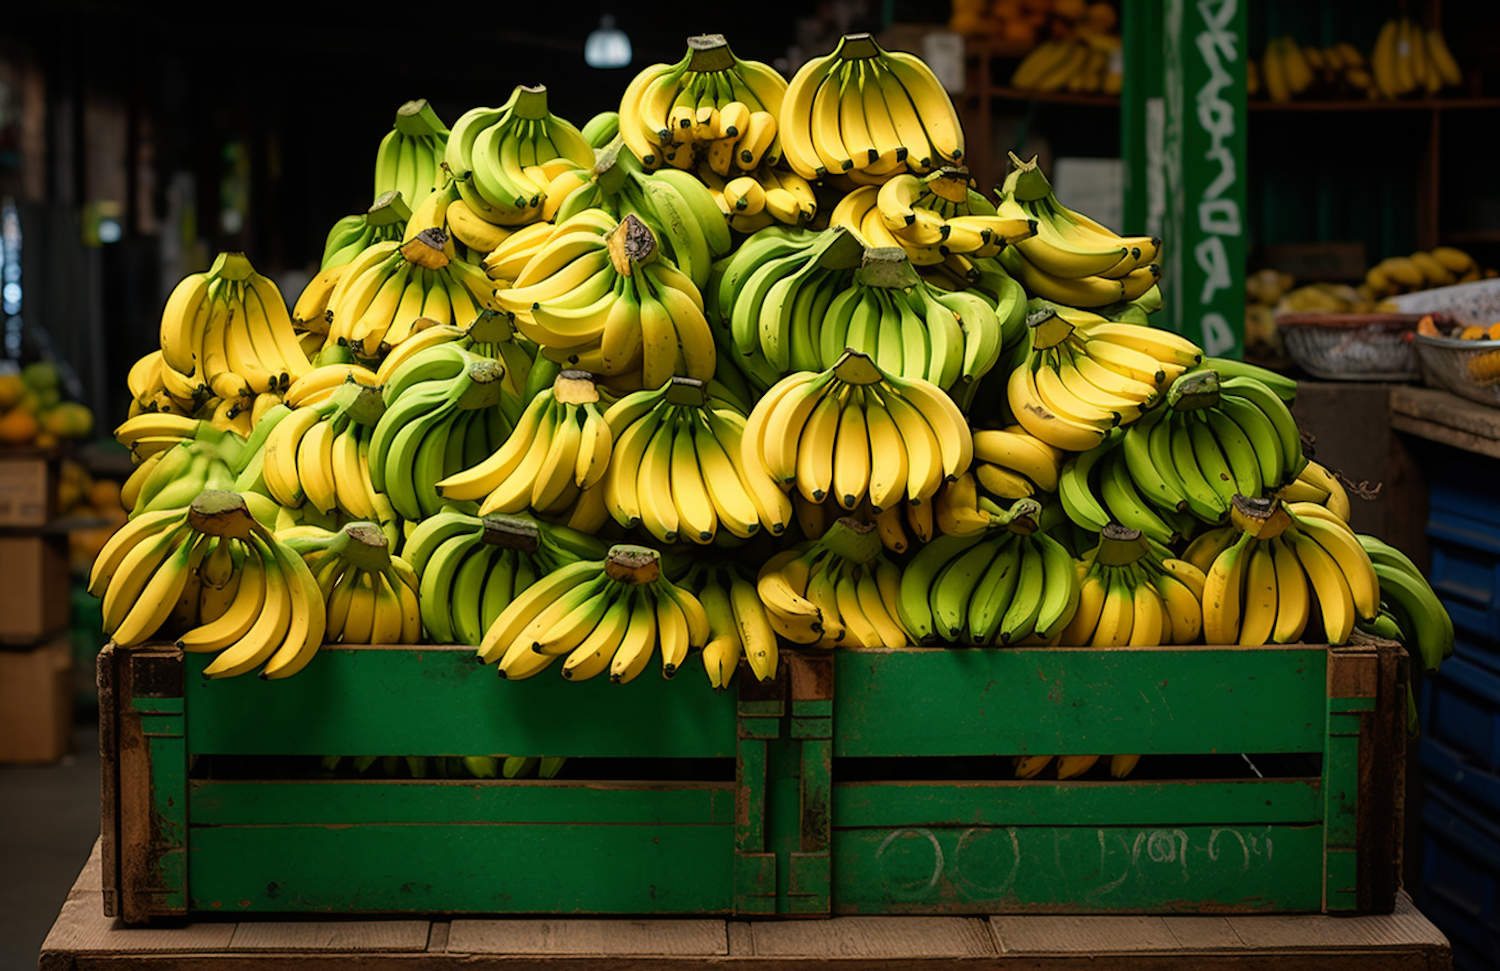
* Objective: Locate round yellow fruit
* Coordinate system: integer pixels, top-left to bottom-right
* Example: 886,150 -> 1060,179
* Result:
0,373 -> 23,410
0,409 -> 39,445
41,402 -> 94,439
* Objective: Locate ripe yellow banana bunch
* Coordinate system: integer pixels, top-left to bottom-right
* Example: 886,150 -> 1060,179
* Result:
1008,35 -> 1122,96
600,376 -> 791,544
404,509 -> 608,647
971,426 -> 1066,499
700,163 -> 817,231
1364,247 -> 1482,298
158,251 -> 313,403
867,168 -> 1035,265
782,33 -> 964,182
445,84 -> 596,227
1061,525 -> 1205,648
996,154 -> 1161,306
480,545 -> 709,685
255,381 -> 391,524
90,491 -> 326,679
299,192 -> 413,333
277,521 -> 421,646
372,99 -> 449,213
745,350 -> 973,513
1202,496 -> 1380,647
1276,458 -> 1351,521
618,34 -> 787,172
758,518 -> 909,649
686,565 -> 779,688
1372,18 -> 1462,100
496,212 -> 714,390
437,370 -> 611,519
1008,301 -> 1199,452
282,363 -> 381,409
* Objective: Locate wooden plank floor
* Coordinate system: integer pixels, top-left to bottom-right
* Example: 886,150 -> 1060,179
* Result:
40,841 -> 1452,970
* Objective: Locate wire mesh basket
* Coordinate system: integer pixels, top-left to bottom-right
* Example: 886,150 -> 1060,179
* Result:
1414,332 -> 1500,407
1275,313 -> 1424,382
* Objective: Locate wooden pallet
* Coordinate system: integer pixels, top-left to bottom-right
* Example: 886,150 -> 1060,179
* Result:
41,840 -> 1452,970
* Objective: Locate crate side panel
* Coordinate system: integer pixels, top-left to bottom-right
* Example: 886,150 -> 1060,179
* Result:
832,647 -> 1327,757
183,647 -> 737,758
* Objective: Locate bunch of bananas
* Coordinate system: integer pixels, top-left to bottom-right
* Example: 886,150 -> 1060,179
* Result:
1364,247 -> 1483,298
684,564 -> 779,689
781,33 -> 964,181
405,509 -> 606,646
159,252 -> 312,404
1359,533 -> 1454,672
899,498 -> 1080,645
757,518 -> 908,648
1201,496 -> 1379,647
282,363 -> 381,409
1008,301 -> 1200,452
317,191 -> 411,275
480,544 -> 708,684
746,351 -> 973,512
970,425 -> 1066,499
1255,24 -> 1461,103
600,376 -> 789,543
436,370 -> 610,518
1371,19 -> 1462,99
996,154 -> 1160,306
370,314 -> 533,410
92,492 -> 325,678
373,99 -> 449,212
860,168 -> 1035,264
367,343 -> 511,521
279,522 -> 421,646
495,212 -> 714,389
618,34 -> 786,173
256,382 -> 394,526
445,85 -> 596,225
1009,35 -> 1124,96
1277,458 -> 1351,521
702,162 -> 817,231
1060,525 -> 1204,647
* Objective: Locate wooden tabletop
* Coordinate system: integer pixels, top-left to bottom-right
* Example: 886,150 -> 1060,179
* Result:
41,840 -> 1451,970
1390,384 -> 1500,458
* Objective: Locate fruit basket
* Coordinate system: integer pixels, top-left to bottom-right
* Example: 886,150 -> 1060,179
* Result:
1412,322 -> 1500,407
1274,313 -> 1425,381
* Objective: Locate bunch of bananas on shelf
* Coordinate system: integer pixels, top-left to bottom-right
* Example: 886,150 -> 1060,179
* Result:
1008,35 -> 1123,96
1364,247 -> 1484,298
480,544 -> 707,684
373,100 -> 449,212
1255,23 -> 1461,103
405,509 -> 605,646
781,33 -> 964,181
757,518 -> 908,648
92,492 -> 325,678
618,34 -> 786,173
159,251 -> 312,403
599,376 -> 789,543
279,522 -> 421,646
746,351 -> 973,512
445,85 -> 596,225
495,212 -> 715,389
683,564 -> 779,688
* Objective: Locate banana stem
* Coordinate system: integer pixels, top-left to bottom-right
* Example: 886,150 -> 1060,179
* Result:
605,545 -> 662,584
686,34 -> 735,72
188,491 -> 257,539
481,515 -> 541,552
367,191 -> 413,226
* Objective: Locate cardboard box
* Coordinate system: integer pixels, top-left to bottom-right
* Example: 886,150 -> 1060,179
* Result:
0,533 -> 71,642
0,452 -> 58,527
0,637 -> 73,763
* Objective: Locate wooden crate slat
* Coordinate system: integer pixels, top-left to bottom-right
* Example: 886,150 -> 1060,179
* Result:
989,914 -> 1180,952
833,779 -> 1323,828
1159,915 -> 1248,949
1224,892 -> 1451,950
831,647 -> 1328,757
745,915 -> 997,957
39,896 -> 236,955
187,822 -> 736,915
830,822 -> 1326,914
182,647 -> 737,759
189,779 -> 735,826
444,918 -> 727,955
226,920 -> 430,951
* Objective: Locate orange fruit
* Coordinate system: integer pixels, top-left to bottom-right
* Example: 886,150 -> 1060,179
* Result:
1460,325 -> 1488,340
1487,322 -> 1500,340
0,408 -> 39,444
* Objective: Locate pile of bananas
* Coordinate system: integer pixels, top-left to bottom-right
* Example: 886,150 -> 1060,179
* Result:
1252,22 -> 1462,103
1008,35 -> 1123,96
99,31 -> 1454,777
1364,247 -> 1486,299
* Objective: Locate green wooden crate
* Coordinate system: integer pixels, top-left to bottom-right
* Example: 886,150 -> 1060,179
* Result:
99,640 -> 1405,923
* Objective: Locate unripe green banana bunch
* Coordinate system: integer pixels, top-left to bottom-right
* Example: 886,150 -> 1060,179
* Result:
996,154 -> 1162,306
681,564 -> 779,689
404,509 -> 607,647
368,342 -> 514,523
781,33 -> 964,183
369,318 -> 529,422
618,34 -> 787,173
600,375 -> 790,545
372,99 -> 450,216
158,251 -> 314,404
1355,532 -> 1454,675
446,84 -> 596,228
897,497 -> 1078,647
119,421 -> 253,518
478,544 -> 709,685
496,212 -> 716,391
316,191 -> 412,283
745,349 -> 973,514
91,491 -> 326,679
1200,495 -> 1380,648
1007,300 -> 1200,453
275,521 -> 421,646
758,517 -> 910,649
